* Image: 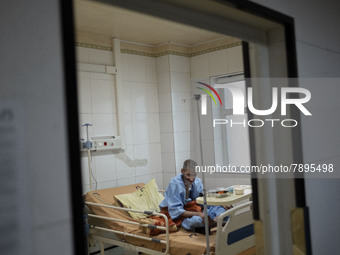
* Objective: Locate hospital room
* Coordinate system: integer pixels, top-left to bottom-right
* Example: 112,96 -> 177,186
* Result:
74,0 -> 254,254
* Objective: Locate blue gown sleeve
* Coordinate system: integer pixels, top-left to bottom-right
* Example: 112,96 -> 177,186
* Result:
163,181 -> 186,220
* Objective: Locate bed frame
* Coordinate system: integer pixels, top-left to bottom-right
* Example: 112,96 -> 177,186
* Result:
86,201 -> 170,255
84,185 -> 255,255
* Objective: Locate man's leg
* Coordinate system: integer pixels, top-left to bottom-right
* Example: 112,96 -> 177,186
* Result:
181,216 -> 204,231
207,206 -> 225,219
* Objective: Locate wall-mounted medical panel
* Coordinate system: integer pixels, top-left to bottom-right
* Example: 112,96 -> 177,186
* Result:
81,136 -> 122,151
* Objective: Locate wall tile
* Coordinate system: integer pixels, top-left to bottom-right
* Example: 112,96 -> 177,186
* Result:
128,55 -> 146,82
149,113 -> 161,143
157,72 -> 171,93
122,81 -> 131,113
135,167 -> 152,177
77,73 -> 92,114
94,154 -> 116,182
147,82 -> 160,113
116,177 -> 136,187
92,114 -> 115,136
90,72 -> 114,81
116,167 -> 135,180
115,145 -> 134,170
158,92 -> 172,113
132,112 -> 149,144
130,81 -> 148,113
97,180 -> 117,189
202,138 -> 215,166
88,48 -> 114,65
146,57 -> 157,83
171,92 -> 191,112
190,54 -> 210,80
77,70 -> 90,80
76,46 -> 89,63
163,173 -> 175,189
112,114 -> 118,135
161,152 -> 176,173
215,174 -> 236,189
160,132 -> 175,153
173,112 -> 191,132
91,79 -> 116,114
123,113 -> 133,145
159,112 -> 174,133
214,139 -> 224,166
171,71 -> 191,93
120,53 -> 130,81
133,143 -> 150,170
200,114 -> 214,141
153,173 -> 164,190
169,55 -> 190,73
149,143 -> 162,173
135,174 -> 153,184
234,175 -> 252,185
156,55 -> 170,74
174,132 -> 191,153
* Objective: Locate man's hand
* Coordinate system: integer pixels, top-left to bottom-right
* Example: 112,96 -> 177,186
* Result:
224,205 -> 233,210
181,211 -> 204,220
196,212 -> 205,221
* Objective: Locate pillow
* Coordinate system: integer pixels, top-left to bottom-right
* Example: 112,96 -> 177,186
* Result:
115,178 -> 164,220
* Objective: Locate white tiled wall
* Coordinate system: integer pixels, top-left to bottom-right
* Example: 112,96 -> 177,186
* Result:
190,46 -> 251,189
169,55 -> 193,175
77,46 -> 163,191
157,55 -> 176,186
77,45 -> 248,192
157,46 -> 249,190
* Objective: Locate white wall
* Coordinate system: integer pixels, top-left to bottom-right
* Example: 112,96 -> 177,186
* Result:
76,44 -> 250,191
156,46 -> 251,189
190,46 -> 251,189
76,47 -> 163,191
250,0 -> 340,254
169,55 -> 193,175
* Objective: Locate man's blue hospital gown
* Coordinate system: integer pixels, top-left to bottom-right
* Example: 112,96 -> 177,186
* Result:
159,174 -> 226,230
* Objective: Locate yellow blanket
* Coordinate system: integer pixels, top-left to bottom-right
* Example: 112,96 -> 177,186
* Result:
115,178 -> 164,220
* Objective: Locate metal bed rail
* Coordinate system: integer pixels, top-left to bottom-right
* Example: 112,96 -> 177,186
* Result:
85,201 -> 170,255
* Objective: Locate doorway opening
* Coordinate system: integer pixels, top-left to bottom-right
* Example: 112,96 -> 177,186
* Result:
67,1 -> 307,254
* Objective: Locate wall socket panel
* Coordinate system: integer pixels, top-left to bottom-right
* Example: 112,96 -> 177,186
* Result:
80,136 -> 122,151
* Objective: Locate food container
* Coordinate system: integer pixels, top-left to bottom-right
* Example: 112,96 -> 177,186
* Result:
233,185 -> 250,195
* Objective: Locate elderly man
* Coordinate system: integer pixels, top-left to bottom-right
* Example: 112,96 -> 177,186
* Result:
159,159 -> 230,233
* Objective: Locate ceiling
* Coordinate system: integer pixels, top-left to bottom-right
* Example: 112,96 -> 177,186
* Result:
74,0 -> 236,47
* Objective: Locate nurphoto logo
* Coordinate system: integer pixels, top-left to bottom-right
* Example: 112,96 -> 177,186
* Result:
196,82 -> 312,128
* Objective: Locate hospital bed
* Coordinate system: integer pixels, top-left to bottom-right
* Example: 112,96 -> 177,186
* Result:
84,183 -> 255,255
